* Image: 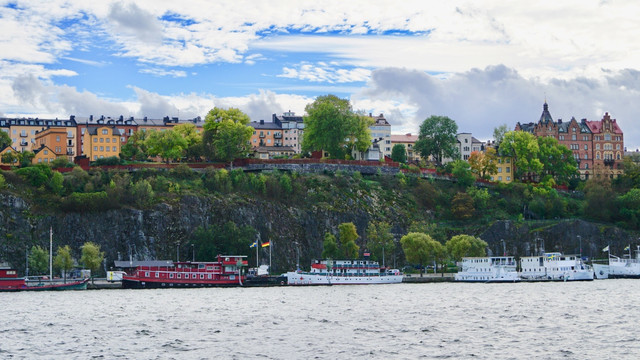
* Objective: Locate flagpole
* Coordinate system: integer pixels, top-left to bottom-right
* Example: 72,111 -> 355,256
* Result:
256,241 -> 259,269
49,226 -> 53,281
269,239 -> 272,275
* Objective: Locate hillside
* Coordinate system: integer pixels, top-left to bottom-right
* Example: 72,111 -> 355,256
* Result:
0,164 -> 638,275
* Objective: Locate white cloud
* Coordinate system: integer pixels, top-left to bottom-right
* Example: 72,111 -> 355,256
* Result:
357,66 -> 640,149
279,62 -> 371,83
139,68 -> 187,77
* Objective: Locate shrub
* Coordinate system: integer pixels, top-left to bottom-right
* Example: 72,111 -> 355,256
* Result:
60,191 -> 114,212
91,156 -> 121,166
170,164 -> 195,180
15,165 -> 53,187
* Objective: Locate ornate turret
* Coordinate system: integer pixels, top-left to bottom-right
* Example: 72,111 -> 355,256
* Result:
539,101 -> 553,124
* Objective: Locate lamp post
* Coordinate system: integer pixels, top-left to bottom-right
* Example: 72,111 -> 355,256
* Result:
191,244 -> 195,262
577,235 -> 582,258
500,239 -> 506,256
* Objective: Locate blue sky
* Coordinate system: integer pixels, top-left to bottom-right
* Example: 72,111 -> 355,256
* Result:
2,1 -> 640,148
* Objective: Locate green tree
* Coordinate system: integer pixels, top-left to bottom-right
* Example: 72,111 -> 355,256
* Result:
28,245 -> 49,275
301,95 -> 371,159
401,232 -> 445,276
15,164 -> 53,187
451,160 -> 475,188
53,245 -> 74,283
616,188 -> 640,229
322,232 -> 340,259
391,144 -> 407,163
338,222 -> 360,258
446,235 -> 487,262
537,136 -> 578,184
499,131 -> 543,181
131,179 -> 154,208
80,242 -> 105,282
0,129 -> 11,149
1,150 -> 18,165
366,221 -> 395,266
203,107 -> 253,165
47,171 -> 64,195
583,177 -> 615,222
493,124 -> 508,145
414,115 -> 459,165
0,173 -> 6,190
120,130 -> 149,161
18,151 -> 35,167
145,129 -> 188,163
451,192 -> 475,220
174,123 -> 204,161
468,148 -> 498,179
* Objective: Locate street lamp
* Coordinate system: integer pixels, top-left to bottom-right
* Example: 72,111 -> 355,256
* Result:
191,244 -> 195,262
577,235 -> 582,258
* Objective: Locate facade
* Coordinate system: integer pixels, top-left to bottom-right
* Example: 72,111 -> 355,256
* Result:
484,141 -> 513,184
249,119 -> 282,149
457,133 -> 485,161
273,111 -> 304,153
83,126 -> 121,161
254,146 -> 296,159
368,113 -> 391,159
34,127 -> 73,161
516,102 -> 624,179
0,116 -> 77,154
390,133 -> 421,162
32,144 -> 57,164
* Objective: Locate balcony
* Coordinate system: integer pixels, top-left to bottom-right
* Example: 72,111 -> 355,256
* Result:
67,133 -> 74,138
20,133 -> 28,138
274,133 -> 282,139
259,133 -> 265,138
604,159 -> 615,166
66,149 -> 75,155
20,140 -> 28,146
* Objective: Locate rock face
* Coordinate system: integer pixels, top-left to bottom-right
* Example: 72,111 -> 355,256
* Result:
1,191 -> 637,275
480,219 -> 636,259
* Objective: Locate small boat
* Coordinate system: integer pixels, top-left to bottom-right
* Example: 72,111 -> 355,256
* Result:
593,246 -> 640,279
454,256 -> 520,282
0,268 -> 88,292
519,252 -> 594,281
121,255 -> 248,289
285,259 -> 403,285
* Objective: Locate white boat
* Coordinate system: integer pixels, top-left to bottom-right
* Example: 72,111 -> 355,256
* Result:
593,246 -> 640,279
454,256 -> 520,282
285,259 -> 403,285
519,252 -> 594,281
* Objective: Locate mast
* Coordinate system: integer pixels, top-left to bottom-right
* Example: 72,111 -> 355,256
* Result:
49,226 -> 53,281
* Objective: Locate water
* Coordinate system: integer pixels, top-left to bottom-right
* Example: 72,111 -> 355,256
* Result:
1,280 -> 639,359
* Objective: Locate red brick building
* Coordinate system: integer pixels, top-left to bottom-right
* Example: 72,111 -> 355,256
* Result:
515,102 -> 624,179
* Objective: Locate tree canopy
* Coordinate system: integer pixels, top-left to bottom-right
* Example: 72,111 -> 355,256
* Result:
322,232 -> 340,259
301,95 -> 372,159
400,232 -> 445,276
414,115 -> 459,165
468,148 -> 498,179
0,129 -> 12,149
53,245 -> 74,282
145,129 -> 188,163
28,245 -> 48,275
366,221 -> 394,266
338,222 -> 360,258
80,242 -> 105,279
391,144 -> 407,163
499,131 -> 543,180
536,136 -> 578,184
203,107 -> 253,165
445,235 -> 487,261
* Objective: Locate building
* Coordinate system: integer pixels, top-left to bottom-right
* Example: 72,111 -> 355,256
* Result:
0,116 -> 77,154
254,146 -> 296,159
83,126 -> 121,161
0,145 -> 18,165
368,113 -> 391,159
390,133 -> 421,162
457,133 -> 485,161
516,102 -> 624,179
31,144 -> 57,164
249,119 -> 282,148
34,127 -> 74,162
273,111 -> 304,153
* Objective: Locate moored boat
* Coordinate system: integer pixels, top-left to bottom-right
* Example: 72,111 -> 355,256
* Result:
1,268 -> 88,292
285,259 -> 403,285
593,246 -> 640,279
121,255 -> 248,289
454,256 -> 520,282
519,252 -> 594,281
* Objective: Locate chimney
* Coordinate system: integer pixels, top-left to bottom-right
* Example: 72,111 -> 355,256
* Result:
89,115 -> 93,121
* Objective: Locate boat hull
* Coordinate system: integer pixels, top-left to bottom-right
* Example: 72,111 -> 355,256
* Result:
0,278 -> 88,292
122,278 -> 244,289
285,272 -> 403,285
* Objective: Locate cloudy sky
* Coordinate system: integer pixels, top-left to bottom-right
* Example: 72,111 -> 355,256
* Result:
1,1 -> 639,148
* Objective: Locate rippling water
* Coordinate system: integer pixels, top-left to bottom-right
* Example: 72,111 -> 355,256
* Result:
1,280 -> 639,359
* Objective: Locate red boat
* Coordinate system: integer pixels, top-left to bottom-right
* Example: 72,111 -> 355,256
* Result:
121,255 -> 248,289
0,268 -> 88,292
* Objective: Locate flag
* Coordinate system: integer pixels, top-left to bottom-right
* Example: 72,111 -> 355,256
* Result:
602,245 -> 610,252
625,245 -> 630,251
262,241 -> 270,248
250,241 -> 257,248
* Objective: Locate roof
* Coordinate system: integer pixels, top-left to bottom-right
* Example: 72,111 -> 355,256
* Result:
32,144 -> 56,155
586,113 -> 623,134
390,133 -> 418,142
539,102 -> 553,124
273,111 -> 304,124
86,126 -> 119,136
113,260 -> 175,268
250,121 -> 282,130
369,113 -> 390,126
0,117 -> 77,127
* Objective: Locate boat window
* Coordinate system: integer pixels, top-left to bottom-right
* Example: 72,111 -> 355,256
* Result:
170,273 -> 174,279
145,272 -> 150,277
200,274 -> 204,279
155,272 -> 160,278
207,266 -> 213,270
177,274 -> 182,279
208,274 -> 212,279
198,264 -> 205,269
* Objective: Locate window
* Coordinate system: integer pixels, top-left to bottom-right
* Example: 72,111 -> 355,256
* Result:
106,138 -> 110,143
596,144 -> 600,150
506,176 -> 510,181
113,146 -> 116,152
170,273 -> 174,279
44,150 -> 48,155
100,146 -> 104,151
506,167 -> 510,173
56,136 -> 60,141
155,272 -> 160,278
584,145 -> 588,150
498,168 -> 502,173
94,146 -> 97,151
572,134 -> 577,140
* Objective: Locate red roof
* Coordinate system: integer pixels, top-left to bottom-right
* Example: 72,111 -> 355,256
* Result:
586,113 -> 623,134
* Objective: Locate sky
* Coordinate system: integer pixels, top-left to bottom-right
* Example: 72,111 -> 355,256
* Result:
1,0 -> 639,149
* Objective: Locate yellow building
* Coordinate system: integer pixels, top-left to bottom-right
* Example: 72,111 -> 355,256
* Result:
390,133 -> 421,162
489,156 -> 513,183
34,127 -> 75,162
32,144 -> 57,164
83,126 -> 121,161
0,145 -> 19,165
1,117 -> 77,154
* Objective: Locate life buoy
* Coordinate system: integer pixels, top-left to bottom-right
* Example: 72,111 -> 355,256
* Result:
280,281 -> 284,285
